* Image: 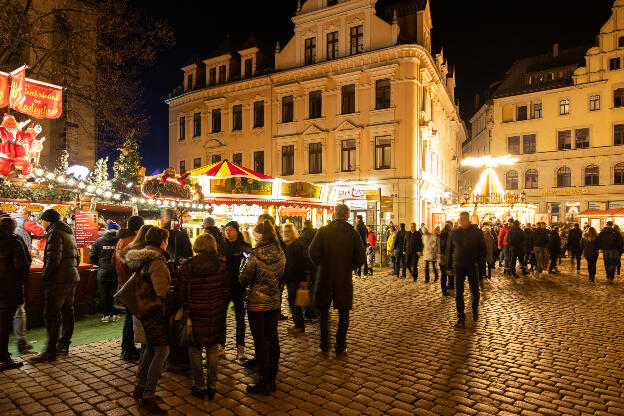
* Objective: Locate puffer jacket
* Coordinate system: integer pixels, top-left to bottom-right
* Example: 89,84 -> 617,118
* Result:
175,252 -> 229,347
41,221 -> 80,283
422,234 -> 439,261
239,241 -> 285,312
386,231 -> 396,254
0,232 -> 31,308
89,230 -> 119,281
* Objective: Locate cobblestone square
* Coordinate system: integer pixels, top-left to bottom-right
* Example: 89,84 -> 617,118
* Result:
1,264 -> 624,415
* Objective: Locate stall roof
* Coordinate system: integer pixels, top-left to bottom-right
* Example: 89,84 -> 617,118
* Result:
187,160 -> 273,180
579,208 -> 624,217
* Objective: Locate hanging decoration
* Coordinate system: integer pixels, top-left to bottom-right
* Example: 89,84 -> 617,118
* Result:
0,113 -> 44,182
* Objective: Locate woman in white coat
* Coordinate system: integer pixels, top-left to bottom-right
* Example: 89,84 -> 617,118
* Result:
422,227 -> 439,283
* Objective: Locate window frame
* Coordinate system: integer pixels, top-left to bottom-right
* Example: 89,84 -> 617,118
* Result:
193,112 -> 201,137
253,151 -> 264,174
304,37 -> 316,65
309,90 -> 322,119
244,58 -> 253,78
589,94 -> 600,111
505,170 -> 518,190
557,130 -> 572,150
533,103 -> 542,119
350,25 -> 363,55
211,154 -> 221,164
556,166 -> 571,187
614,162 -> 624,184
584,165 -> 599,186
211,108 -> 221,133
187,74 -> 193,91
281,145 -> 294,176
179,116 -> 186,141
341,84 -> 356,114
522,134 -> 536,154
253,100 -> 265,128
374,136 -> 392,170
615,124 -> 624,146
232,104 -> 242,131
614,88 -> 624,108
209,68 -> 216,86
281,95 -> 294,123
610,57 -> 621,71
179,160 -> 186,173
575,128 -> 590,149
326,31 -> 339,60
232,153 -> 243,166
517,105 -> 528,121
375,79 -> 391,110
525,169 -> 538,189
193,158 -> 201,169
308,142 -> 323,174
218,65 -> 227,83
341,139 -> 356,172
507,135 -> 520,154
559,98 -> 570,115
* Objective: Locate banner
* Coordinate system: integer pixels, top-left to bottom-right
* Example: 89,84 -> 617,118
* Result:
0,71 -> 8,108
74,210 -> 99,249
13,78 -> 63,119
9,65 -> 26,108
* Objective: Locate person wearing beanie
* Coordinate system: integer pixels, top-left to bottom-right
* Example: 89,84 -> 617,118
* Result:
217,220 -> 251,361
30,209 -> 80,364
89,220 -> 121,323
113,215 -> 144,362
203,217 -> 224,245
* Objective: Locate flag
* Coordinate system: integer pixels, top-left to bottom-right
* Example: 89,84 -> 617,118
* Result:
13,78 -> 63,119
0,71 -> 9,108
9,65 -> 27,108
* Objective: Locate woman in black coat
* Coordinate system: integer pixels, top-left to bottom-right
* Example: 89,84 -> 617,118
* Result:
548,227 -> 561,274
581,227 -> 599,282
0,215 -> 31,370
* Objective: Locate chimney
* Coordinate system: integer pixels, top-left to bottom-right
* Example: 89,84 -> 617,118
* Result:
553,43 -> 559,58
474,93 -> 480,111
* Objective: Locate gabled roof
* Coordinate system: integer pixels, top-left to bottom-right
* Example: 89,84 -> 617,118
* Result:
376,0 -> 427,23
492,45 -> 591,99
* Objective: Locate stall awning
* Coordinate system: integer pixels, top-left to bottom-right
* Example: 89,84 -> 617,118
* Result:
204,196 -> 332,209
187,160 -> 273,180
579,208 -> 624,217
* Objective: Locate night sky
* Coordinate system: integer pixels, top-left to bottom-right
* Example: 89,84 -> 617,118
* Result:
132,0 -> 614,172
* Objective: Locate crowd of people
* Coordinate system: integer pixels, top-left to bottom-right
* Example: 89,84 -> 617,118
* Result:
1,203 -> 622,414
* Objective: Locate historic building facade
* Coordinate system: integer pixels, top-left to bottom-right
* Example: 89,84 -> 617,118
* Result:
462,0 -> 624,224
167,0 -> 466,226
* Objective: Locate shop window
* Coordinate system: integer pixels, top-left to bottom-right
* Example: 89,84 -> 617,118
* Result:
341,84 -> 355,114
193,158 -> 201,169
282,95 -> 294,123
211,109 -> 221,133
517,105 -> 527,121
211,154 -> 221,164
557,166 -> 571,187
350,25 -> 363,55
505,170 -> 518,190
575,128 -> 589,148
523,134 -> 536,154
309,143 -> 322,174
525,169 -> 538,189
218,65 -> 227,83
193,112 -> 201,137
590,95 -> 600,111
341,139 -> 356,172
375,79 -> 391,109
559,99 -> 570,115
615,124 -> 624,145
615,88 -> 624,107
232,153 -> 243,165
327,31 -> 339,60
615,162 -> 624,184
282,145 -> 294,176
309,90 -> 322,119
375,136 -> 391,170
254,151 -> 264,174
232,105 -> 242,131
179,116 -> 185,140
507,136 -> 520,154
253,100 -> 264,128
585,165 -> 599,186
557,130 -> 571,150
305,37 -> 316,65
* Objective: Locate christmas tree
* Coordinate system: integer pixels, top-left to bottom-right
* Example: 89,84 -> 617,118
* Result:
55,150 -> 69,175
92,157 -> 110,187
112,130 -> 142,190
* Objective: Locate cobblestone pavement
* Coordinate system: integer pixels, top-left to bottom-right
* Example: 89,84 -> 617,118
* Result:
2,262 -> 624,415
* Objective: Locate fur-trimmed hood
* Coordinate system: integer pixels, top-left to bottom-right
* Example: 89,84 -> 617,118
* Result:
123,246 -> 167,272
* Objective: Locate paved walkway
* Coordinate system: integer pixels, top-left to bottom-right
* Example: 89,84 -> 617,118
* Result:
2,264 -> 624,415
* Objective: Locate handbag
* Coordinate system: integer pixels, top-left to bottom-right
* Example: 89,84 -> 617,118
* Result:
114,264 -> 162,321
295,282 -> 311,307
173,281 -> 193,348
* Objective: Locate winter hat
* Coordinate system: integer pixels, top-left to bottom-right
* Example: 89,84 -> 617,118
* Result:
224,221 -> 240,233
40,209 -> 61,223
127,215 -> 144,232
106,220 -> 120,231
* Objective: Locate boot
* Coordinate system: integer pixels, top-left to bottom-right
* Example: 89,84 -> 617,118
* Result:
139,397 -> 167,415
29,351 -> 56,364
472,309 -> 479,322
0,354 -> 23,371
453,318 -> 465,329
246,379 -> 270,395
17,340 -> 33,354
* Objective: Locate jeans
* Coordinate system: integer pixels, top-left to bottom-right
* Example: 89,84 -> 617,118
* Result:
13,304 -> 26,342
121,310 -> 138,355
394,251 -> 405,277
390,256 -> 396,275
534,247 -> 549,272
424,261 -> 438,281
248,310 -> 280,384
188,344 -> 219,390
319,307 -> 350,352
286,281 -> 305,329
585,255 -> 598,280
454,265 -> 480,320
603,249 -> 620,280
221,285 -> 246,347
137,345 -> 170,399
97,278 -> 118,317
498,249 -> 505,266
0,306 -> 17,359
43,282 -> 77,353
407,254 -> 420,279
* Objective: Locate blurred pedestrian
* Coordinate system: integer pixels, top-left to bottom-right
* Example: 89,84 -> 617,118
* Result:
354,215 -> 368,277
498,219 -> 512,275
482,226 -> 495,279
393,223 -> 408,278
568,223 -> 582,273
582,227 -> 599,282
298,220 -> 318,321
598,221 -> 623,282
89,220 -> 121,323
508,220 -> 526,277
161,208 -> 193,263
422,227 -> 439,283
533,222 -> 550,275
404,222 -> 423,282
366,226 -> 377,276
439,221 -> 453,295
524,224 -> 535,272
548,226 -> 561,274
203,217 -> 224,246
386,225 -> 397,275
281,224 -> 308,332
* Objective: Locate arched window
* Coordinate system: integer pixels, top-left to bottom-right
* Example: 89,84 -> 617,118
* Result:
557,166 -> 571,187
615,163 -> 624,184
584,165 -> 599,186
506,170 -> 518,190
525,169 -> 538,189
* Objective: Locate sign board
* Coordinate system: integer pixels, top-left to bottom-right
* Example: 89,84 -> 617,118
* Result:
380,196 -> 393,212
365,189 -> 380,201
337,187 -> 366,200
143,177 -> 193,200
346,200 -> 367,210
74,210 -> 98,249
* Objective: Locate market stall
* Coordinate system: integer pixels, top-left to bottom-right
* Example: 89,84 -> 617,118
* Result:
579,208 -> 624,231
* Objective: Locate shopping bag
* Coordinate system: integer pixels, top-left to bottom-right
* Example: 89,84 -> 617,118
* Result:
113,265 -> 162,321
173,281 -> 193,348
295,282 -> 311,307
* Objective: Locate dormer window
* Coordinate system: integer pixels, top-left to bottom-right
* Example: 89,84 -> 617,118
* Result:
327,0 -> 338,5
244,59 -> 253,78
218,65 -> 227,83
209,68 -> 216,86
187,74 -> 193,91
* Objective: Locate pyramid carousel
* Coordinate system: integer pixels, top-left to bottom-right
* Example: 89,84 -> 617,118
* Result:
443,155 -> 537,225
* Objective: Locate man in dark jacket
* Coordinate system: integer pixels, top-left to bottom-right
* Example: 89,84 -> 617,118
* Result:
161,208 -> 193,262
598,221 -> 623,282
404,222 -> 423,281
439,221 -> 453,294
354,215 -> 368,277
523,225 -> 535,272
309,204 -> 366,354
533,222 -> 550,274
447,211 -> 486,328
218,221 -> 251,361
392,223 -> 408,277
30,209 -> 81,363
89,220 -> 120,323
299,220 -> 318,320
113,215 -> 144,362
203,217 -> 224,246
507,220 -> 526,277
567,223 -> 583,272
0,215 -> 31,370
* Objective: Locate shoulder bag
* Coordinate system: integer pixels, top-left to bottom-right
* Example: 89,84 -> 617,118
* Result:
114,264 -> 162,321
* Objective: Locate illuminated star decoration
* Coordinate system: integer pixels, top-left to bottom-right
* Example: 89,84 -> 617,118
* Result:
461,155 -> 518,197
